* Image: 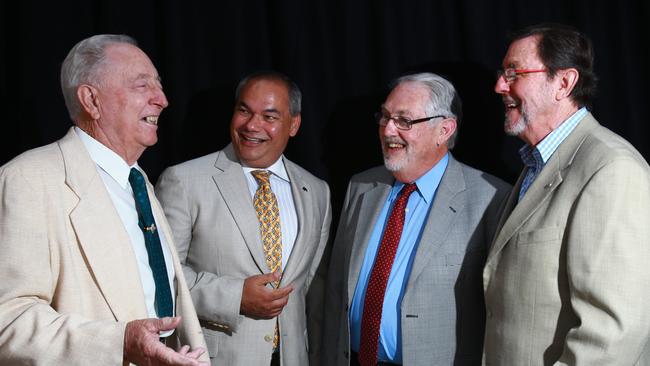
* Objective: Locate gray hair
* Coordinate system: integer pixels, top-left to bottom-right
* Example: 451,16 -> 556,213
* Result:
391,72 -> 462,149
235,71 -> 302,116
60,34 -> 138,121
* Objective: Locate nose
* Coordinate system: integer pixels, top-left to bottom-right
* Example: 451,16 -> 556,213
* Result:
494,75 -> 510,95
152,87 -> 169,109
242,113 -> 263,131
381,118 -> 400,136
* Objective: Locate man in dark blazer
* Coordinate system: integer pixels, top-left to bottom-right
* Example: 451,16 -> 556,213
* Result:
156,71 -> 331,365
322,72 -> 511,366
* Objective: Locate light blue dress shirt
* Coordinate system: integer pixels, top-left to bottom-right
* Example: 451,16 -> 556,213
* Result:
350,153 -> 449,363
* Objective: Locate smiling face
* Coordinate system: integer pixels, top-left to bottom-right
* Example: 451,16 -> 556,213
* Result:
82,43 -> 168,164
230,78 -> 301,168
380,81 -> 451,183
495,35 -> 558,144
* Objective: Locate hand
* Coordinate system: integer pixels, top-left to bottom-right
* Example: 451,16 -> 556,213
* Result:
240,271 -> 294,319
123,316 -> 209,366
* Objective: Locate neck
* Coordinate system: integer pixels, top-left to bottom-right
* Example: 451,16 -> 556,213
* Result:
521,104 -> 580,146
76,120 -> 143,165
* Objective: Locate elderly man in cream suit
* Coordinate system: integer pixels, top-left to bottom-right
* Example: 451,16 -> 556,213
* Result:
156,71 -> 331,365
322,73 -> 510,366
0,35 -> 208,365
483,24 -> 650,365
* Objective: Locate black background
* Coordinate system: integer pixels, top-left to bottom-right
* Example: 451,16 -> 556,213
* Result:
2,1 -> 648,213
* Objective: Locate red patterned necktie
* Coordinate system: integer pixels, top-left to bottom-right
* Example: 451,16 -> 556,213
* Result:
358,183 -> 417,366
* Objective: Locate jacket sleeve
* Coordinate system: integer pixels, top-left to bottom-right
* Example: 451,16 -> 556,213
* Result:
557,157 -> 650,365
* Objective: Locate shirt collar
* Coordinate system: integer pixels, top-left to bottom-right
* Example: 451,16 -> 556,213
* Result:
241,155 -> 290,183
391,153 -> 449,204
518,107 -> 587,167
75,127 -> 137,189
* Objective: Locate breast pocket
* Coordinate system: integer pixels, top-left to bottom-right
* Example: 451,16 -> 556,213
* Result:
516,226 -> 560,245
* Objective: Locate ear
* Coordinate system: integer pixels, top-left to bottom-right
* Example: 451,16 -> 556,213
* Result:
555,68 -> 579,101
438,118 -> 457,145
288,114 -> 301,137
77,84 -> 101,120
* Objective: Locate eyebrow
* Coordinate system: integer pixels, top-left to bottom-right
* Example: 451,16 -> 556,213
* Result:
236,101 -> 281,114
133,73 -> 162,82
381,106 -> 411,116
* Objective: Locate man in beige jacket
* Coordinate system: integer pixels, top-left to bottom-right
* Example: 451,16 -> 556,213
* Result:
483,23 -> 650,365
0,35 -> 208,365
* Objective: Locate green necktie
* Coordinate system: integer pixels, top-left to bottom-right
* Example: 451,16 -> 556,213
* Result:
129,168 -> 173,318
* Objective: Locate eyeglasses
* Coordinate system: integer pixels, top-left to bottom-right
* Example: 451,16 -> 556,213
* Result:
496,68 -> 547,83
375,112 -> 446,130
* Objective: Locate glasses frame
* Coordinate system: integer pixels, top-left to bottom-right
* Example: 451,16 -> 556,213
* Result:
375,112 -> 447,130
497,68 -> 547,83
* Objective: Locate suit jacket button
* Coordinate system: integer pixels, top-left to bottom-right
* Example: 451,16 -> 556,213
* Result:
264,334 -> 273,342
344,351 -> 349,358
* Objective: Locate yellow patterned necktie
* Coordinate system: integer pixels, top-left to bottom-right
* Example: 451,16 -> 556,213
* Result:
251,170 -> 282,349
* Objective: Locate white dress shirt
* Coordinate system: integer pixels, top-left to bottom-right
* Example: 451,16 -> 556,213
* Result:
242,156 -> 298,269
75,127 -> 176,333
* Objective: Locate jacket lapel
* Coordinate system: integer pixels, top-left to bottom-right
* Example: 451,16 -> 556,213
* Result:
279,160 -> 312,285
212,144 -> 268,272
346,176 -> 393,303
406,156 -> 465,290
61,128 -> 147,321
486,114 -> 597,264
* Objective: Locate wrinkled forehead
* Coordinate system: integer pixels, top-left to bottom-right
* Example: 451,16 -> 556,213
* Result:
383,82 -> 431,115
503,35 -> 543,68
238,79 -> 291,110
101,43 -> 159,80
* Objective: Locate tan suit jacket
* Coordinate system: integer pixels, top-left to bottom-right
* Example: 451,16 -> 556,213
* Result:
156,144 -> 331,366
0,128 -> 208,365
483,114 -> 650,365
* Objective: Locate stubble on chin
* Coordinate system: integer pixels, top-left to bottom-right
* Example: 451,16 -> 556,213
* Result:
504,110 -> 528,137
382,149 -> 407,172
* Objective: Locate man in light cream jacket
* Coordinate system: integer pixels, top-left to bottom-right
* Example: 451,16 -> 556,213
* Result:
0,34 -> 208,365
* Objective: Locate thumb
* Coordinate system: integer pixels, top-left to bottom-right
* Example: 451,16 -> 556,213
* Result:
272,270 -> 282,281
156,316 -> 181,332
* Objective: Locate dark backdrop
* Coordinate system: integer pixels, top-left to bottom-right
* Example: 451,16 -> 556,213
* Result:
2,1 -> 649,213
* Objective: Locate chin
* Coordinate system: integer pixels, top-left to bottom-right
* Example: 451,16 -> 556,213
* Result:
383,156 -> 407,172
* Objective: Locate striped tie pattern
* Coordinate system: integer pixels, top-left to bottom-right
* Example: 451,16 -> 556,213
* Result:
251,170 -> 282,348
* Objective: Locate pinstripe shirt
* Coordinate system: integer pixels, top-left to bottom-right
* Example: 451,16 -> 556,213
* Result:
518,107 -> 587,200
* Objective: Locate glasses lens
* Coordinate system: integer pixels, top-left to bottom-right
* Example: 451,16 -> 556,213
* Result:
394,116 -> 411,130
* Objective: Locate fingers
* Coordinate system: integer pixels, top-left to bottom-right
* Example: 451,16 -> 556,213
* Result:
157,316 -> 182,332
253,271 -> 280,285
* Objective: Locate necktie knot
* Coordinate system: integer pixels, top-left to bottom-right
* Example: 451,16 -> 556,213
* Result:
394,183 -> 417,209
399,183 -> 417,198
129,168 -> 145,191
251,170 -> 271,186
